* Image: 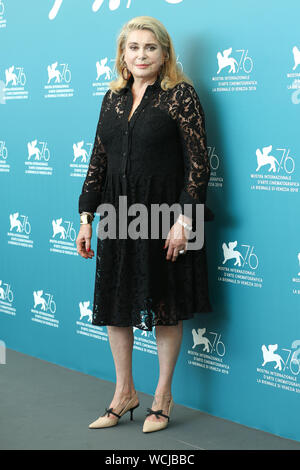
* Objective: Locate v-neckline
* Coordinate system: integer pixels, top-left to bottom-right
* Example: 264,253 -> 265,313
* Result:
128,93 -> 146,122
128,92 -> 145,122
126,76 -> 160,125
127,80 -> 152,122
128,104 -> 140,122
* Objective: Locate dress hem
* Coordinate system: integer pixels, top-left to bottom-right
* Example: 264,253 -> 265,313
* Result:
91,306 -> 213,331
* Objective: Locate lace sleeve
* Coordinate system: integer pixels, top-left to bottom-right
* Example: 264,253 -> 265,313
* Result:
176,84 -> 211,225
78,92 -> 109,214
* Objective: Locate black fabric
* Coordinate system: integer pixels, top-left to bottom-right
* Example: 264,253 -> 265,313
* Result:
78,74 -> 214,331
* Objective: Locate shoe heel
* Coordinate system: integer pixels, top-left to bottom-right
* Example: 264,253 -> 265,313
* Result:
129,403 -> 140,421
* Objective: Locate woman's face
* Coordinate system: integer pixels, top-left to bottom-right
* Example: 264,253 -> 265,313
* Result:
123,29 -> 165,83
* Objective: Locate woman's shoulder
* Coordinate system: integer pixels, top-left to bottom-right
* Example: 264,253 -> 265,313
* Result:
100,88 -> 117,110
169,80 -> 195,92
168,80 -> 199,102
103,88 -> 113,101
101,88 -> 120,103
169,81 -> 205,117
168,80 -> 201,106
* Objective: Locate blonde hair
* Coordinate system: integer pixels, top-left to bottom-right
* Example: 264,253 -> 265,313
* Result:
109,16 -> 193,94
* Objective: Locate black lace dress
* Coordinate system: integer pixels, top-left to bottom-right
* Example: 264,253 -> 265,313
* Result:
78,74 -> 214,331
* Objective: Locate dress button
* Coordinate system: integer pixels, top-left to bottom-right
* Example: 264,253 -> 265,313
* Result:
123,152 -> 126,156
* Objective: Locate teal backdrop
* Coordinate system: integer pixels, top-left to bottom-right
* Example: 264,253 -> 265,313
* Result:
0,0 -> 299,443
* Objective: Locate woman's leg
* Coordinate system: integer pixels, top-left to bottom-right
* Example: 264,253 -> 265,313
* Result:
106,325 -> 138,418
145,320 -> 183,423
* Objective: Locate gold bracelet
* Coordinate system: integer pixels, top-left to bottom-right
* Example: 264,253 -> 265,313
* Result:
80,212 -> 94,225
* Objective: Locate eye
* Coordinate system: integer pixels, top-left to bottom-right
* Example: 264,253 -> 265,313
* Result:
129,46 -> 157,51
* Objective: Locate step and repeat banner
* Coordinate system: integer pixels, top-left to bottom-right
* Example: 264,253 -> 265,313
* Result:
0,0 -> 299,443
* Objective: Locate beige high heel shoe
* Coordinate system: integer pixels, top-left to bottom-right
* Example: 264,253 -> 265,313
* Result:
89,391 -> 139,429
142,397 -> 174,433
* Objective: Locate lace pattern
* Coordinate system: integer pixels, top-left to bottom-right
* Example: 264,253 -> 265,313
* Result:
78,77 -> 213,330
78,92 -> 109,213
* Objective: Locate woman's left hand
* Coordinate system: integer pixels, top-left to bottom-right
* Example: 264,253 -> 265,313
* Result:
164,221 -> 188,262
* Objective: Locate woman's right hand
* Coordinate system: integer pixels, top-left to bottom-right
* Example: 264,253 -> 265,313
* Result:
76,224 -> 94,259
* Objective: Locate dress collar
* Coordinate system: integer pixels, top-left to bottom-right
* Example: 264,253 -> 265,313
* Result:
122,74 -> 161,93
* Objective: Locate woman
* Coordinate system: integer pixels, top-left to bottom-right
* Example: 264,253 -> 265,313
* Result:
76,16 -> 214,433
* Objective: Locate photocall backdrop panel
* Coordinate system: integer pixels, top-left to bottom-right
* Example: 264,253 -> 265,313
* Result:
0,0 -> 299,443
